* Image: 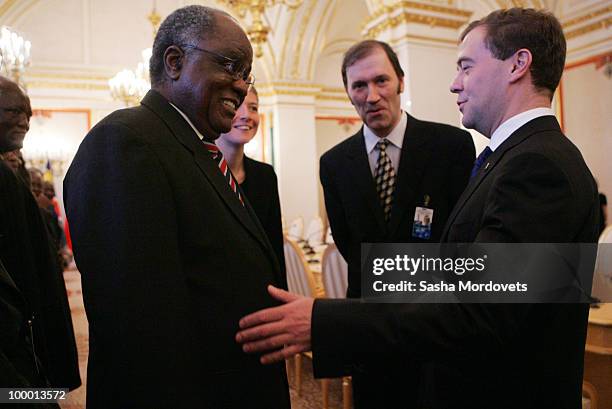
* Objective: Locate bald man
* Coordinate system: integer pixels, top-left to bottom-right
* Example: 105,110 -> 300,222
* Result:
0,76 -> 79,391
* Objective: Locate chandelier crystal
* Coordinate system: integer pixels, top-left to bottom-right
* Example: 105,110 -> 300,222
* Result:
0,26 -> 31,87
108,6 -> 159,107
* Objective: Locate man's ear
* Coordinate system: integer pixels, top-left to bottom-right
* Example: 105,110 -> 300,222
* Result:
397,76 -> 404,94
508,48 -> 532,84
164,45 -> 185,81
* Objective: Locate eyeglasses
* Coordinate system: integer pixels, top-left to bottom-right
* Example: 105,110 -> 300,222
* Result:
0,107 -> 30,120
181,44 -> 255,86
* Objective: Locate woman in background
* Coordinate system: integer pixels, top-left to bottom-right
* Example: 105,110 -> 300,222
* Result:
217,86 -> 286,287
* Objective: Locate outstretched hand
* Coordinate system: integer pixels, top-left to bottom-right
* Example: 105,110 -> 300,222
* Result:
236,285 -> 314,364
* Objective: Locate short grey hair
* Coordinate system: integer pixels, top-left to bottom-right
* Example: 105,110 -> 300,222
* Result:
149,5 -> 227,86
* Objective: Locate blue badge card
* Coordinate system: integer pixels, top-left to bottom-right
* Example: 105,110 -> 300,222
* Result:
412,206 -> 434,239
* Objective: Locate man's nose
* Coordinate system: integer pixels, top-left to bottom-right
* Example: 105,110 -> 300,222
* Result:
450,74 -> 462,94
366,84 -> 380,102
17,112 -> 30,131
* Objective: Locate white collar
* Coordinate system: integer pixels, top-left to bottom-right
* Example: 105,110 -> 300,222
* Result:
169,102 -> 206,141
364,110 -> 407,153
489,107 -> 555,151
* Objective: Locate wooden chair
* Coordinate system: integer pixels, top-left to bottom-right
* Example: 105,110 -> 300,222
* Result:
320,244 -> 353,409
283,237 -> 331,408
287,217 -> 304,242
582,381 -> 598,409
321,244 -> 348,299
305,216 -> 325,248
593,225 -> 612,301
325,226 -> 334,244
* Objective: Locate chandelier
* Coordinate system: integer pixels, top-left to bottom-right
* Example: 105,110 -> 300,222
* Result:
222,0 -> 303,58
108,6 -> 160,106
0,26 -> 31,88
109,48 -> 152,107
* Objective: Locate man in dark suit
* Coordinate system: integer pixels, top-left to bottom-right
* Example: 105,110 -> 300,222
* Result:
237,8 -> 599,409
319,40 -> 474,407
0,76 -> 79,391
64,6 -> 289,409
321,40 -> 474,300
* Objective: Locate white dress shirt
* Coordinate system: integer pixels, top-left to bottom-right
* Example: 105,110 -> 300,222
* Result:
364,111 -> 407,176
489,107 -> 555,152
169,102 -> 206,141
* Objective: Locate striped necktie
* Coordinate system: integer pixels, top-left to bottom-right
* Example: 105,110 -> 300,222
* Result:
202,140 -> 244,205
374,138 -> 396,222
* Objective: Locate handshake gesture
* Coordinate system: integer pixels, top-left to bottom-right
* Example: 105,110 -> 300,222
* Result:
236,286 -> 314,364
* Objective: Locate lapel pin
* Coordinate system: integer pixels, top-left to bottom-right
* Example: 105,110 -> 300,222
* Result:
484,162 -> 490,170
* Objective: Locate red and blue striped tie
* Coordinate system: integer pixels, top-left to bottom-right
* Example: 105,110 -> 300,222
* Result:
202,141 -> 244,205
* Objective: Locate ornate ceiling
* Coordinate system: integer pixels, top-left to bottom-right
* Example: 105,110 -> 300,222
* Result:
0,0 -> 609,104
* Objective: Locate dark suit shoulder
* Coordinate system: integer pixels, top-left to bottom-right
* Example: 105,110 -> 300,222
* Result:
512,126 -> 579,156
91,105 -> 160,135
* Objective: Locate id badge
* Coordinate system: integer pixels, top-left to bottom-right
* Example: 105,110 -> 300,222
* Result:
412,206 -> 434,239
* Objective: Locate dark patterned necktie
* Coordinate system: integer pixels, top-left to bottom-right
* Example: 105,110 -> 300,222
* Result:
374,138 -> 396,222
470,146 -> 493,179
202,140 -> 244,205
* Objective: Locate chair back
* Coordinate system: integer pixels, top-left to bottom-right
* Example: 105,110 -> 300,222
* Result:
284,236 -> 317,297
593,225 -> 612,301
305,216 -> 325,247
325,226 -> 334,244
321,244 -> 348,298
287,217 -> 304,241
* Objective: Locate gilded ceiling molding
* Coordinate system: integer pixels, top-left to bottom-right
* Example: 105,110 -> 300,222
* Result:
257,82 -> 352,101
365,0 -> 471,23
26,81 -> 109,91
317,87 -> 349,102
562,5 -> 612,29
0,0 -> 39,27
390,32 -> 457,46
565,16 -> 612,40
306,0 -> 336,81
27,71 -> 111,82
320,86 -> 346,93
279,7 -> 298,78
258,81 -> 321,98
315,115 -> 360,122
494,0 -> 545,9
23,65 -> 113,94
274,89 -> 319,96
363,1 -> 472,39
267,81 -> 321,88
0,0 -> 19,18
567,35 -> 612,56
364,12 -> 470,38
290,0 -> 318,79
316,94 -> 350,102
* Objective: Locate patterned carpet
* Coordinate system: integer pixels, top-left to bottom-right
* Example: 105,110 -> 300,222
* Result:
59,268 -> 348,409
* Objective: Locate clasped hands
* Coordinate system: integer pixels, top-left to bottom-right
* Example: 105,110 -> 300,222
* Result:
236,285 -> 314,364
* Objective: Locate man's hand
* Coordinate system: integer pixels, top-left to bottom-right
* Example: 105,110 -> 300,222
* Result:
236,285 -> 314,364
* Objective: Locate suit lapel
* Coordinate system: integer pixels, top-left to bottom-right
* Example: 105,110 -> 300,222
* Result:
441,115 -> 562,241
345,130 -> 387,234
387,114 -> 433,237
140,90 -> 270,250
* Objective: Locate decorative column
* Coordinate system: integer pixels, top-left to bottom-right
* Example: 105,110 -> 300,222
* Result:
260,82 -> 322,224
